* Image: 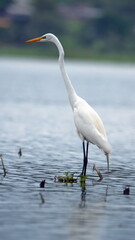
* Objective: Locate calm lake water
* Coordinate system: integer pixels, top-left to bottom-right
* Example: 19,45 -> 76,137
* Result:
0,57 -> 135,240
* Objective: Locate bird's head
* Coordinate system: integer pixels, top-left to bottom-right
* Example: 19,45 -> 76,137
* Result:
25,33 -> 56,43
25,33 -> 64,59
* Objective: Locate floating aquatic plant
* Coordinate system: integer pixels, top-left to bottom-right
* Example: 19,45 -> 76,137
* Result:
79,174 -> 87,184
55,172 -> 77,183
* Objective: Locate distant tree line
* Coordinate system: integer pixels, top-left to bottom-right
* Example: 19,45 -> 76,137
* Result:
0,0 -> 135,55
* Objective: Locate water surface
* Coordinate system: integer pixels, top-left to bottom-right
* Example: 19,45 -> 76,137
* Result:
0,57 -> 135,240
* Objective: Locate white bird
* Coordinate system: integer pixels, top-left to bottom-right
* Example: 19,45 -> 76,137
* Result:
25,33 -> 111,176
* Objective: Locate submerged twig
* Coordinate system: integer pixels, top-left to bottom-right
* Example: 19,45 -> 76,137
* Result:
93,164 -> 103,181
18,148 -> 22,158
0,154 -> 6,177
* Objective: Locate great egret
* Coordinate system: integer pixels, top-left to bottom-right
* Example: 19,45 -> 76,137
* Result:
25,33 -> 111,175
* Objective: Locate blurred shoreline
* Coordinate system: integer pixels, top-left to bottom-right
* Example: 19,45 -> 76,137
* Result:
0,44 -> 135,63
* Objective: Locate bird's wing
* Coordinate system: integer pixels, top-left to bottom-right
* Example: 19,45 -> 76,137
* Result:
74,99 -> 111,153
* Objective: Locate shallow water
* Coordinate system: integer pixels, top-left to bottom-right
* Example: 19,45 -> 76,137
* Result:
0,57 -> 135,240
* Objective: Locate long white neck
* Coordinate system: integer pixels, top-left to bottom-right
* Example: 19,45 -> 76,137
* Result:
53,36 -> 78,109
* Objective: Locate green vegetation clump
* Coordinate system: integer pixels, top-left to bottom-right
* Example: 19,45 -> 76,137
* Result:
56,172 -> 77,183
55,172 -> 89,184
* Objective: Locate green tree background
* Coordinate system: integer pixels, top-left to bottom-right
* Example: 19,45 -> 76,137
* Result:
0,0 -> 135,60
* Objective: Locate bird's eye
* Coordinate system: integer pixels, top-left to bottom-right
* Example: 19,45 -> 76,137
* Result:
42,36 -> 46,39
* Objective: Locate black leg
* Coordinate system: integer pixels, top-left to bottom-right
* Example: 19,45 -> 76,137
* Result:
81,141 -> 89,176
81,141 -> 86,175
84,142 -> 89,176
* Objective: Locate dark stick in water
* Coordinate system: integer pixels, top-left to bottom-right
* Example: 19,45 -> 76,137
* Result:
93,164 -> 103,180
0,154 -> 6,177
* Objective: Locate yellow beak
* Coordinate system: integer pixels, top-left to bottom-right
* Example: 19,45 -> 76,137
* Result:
25,36 -> 43,43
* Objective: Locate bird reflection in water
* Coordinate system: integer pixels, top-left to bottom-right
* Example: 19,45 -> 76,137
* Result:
69,181 -> 109,239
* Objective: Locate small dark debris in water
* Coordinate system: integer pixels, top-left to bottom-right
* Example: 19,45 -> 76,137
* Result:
18,148 -> 22,158
123,187 -> 130,195
0,154 -> 6,177
93,164 -> 103,180
40,180 -> 46,188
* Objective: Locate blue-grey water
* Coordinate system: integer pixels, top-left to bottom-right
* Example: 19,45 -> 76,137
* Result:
0,57 -> 135,240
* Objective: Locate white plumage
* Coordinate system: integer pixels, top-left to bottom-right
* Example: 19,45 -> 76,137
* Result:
25,33 -> 111,175
74,97 -> 111,153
